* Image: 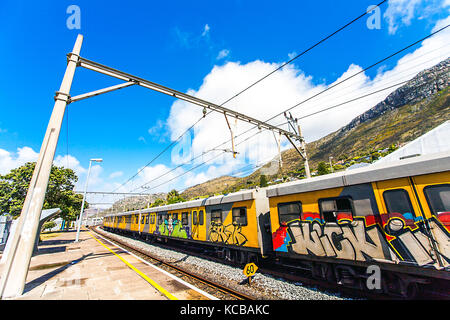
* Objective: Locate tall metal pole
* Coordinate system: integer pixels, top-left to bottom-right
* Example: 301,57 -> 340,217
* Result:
75,160 -> 92,242
297,122 -> 311,179
0,35 -> 83,299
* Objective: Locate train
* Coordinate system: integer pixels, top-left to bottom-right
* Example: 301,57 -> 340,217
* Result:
102,151 -> 450,298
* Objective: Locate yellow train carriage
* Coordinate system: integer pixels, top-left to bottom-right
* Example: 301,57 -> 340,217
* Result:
103,188 -> 270,262
266,151 -> 450,280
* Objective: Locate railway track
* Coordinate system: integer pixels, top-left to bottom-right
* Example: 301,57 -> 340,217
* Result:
90,226 -> 256,300
94,227 -> 449,300
92,227 -> 378,300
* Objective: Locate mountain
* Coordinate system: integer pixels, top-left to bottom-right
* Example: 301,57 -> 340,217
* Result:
342,57 -> 449,132
180,58 -> 450,199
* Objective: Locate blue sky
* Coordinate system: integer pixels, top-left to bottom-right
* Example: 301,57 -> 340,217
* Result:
0,0 -> 449,206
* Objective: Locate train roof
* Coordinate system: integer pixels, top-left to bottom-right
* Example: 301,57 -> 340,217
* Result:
265,150 -> 450,198
105,151 -> 450,218
105,188 -> 257,217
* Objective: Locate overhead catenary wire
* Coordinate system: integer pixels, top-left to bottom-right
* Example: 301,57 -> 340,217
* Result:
232,24 -> 450,140
136,68 -> 446,196
132,44 -> 450,195
131,76 -> 418,193
110,1 -> 388,193
111,114 -> 205,193
217,0 -> 388,107
131,30 -> 449,193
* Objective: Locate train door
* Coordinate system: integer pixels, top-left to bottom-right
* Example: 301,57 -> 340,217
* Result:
149,213 -> 155,234
410,172 -> 450,268
373,177 -> 439,267
192,208 -> 206,241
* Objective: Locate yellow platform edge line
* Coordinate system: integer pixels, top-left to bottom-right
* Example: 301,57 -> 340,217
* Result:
88,232 -> 178,300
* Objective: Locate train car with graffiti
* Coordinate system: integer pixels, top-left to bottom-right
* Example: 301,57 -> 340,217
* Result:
102,151 -> 450,297
267,151 -> 450,296
103,188 -> 272,264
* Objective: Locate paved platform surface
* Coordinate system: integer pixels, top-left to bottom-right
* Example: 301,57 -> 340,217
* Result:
0,228 -> 214,300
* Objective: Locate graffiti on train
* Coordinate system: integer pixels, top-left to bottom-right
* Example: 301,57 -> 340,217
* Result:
208,222 -> 248,246
156,217 -> 191,239
272,212 -> 450,268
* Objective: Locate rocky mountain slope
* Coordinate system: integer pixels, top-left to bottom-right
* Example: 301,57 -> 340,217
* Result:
342,57 -> 449,132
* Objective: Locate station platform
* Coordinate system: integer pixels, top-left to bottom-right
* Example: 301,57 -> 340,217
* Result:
0,227 -> 215,300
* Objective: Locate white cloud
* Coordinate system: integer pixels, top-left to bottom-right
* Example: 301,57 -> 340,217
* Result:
54,154 -> 87,176
216,49 -> 230,60
288,51 -> 297,60
202,24 -> 210,37
134,164 -> 184,193
0,146 -> 39,175
109,171 -> 123,179
384,0 -> 423,34
383,0 -> 448,35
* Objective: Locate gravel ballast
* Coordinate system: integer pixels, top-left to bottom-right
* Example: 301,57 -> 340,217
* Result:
95,227 -> 349,300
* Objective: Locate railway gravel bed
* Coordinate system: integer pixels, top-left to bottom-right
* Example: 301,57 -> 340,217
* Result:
95,227 -> 350,300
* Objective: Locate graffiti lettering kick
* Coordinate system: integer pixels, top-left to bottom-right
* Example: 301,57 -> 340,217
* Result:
272,212 -> 450,269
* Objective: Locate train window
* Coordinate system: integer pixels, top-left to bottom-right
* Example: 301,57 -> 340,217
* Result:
211,209 -> 222,225
383,189 -> 415,216
424,184 -> 450,215
319,197 -> 353,223
278,202 -> 302,225
199,210 -> 204,225
193,211 -> 198,225
135,215 -> 139,224
157,214 -> 162,225
172,213 -> 178,222
232,207 -> 247,226
141,215 -> 145,224
182,212 -> 189,225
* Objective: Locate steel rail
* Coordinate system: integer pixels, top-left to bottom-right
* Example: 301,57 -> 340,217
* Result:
91,227 -> 255,300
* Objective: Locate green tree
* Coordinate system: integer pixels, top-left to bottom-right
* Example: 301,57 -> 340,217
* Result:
150,198 -> 165,207
259,175 -> 268,187
166,189 -> 185,204
316,161 -> 330,176
0,162 -> 84,224
388,143 -> 397,153
42,221 -> 56,232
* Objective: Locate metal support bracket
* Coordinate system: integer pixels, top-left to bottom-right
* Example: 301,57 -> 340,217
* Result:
68,81 -> 137,104
284,112 -> 311,178
77,56 -> 302,141
54,91 -> 71,103
223,112 -> 237,158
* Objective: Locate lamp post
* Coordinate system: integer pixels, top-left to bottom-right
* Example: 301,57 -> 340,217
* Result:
329,156 -> 334,173
75,158 -> 102,242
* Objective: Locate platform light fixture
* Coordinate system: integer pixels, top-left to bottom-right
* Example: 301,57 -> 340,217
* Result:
75,158 -> 103,242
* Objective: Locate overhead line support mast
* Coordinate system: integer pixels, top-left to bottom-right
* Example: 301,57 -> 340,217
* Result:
71,56 -> 309,168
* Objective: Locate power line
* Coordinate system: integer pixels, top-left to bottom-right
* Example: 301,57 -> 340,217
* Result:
131,35 -> 449,193
110,2 -> 387,193
111,114 -> 205,192
131,78 -> 406,193
133,49 -> 450,194
210,24 -> 450,149
217,0 -> 388,107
